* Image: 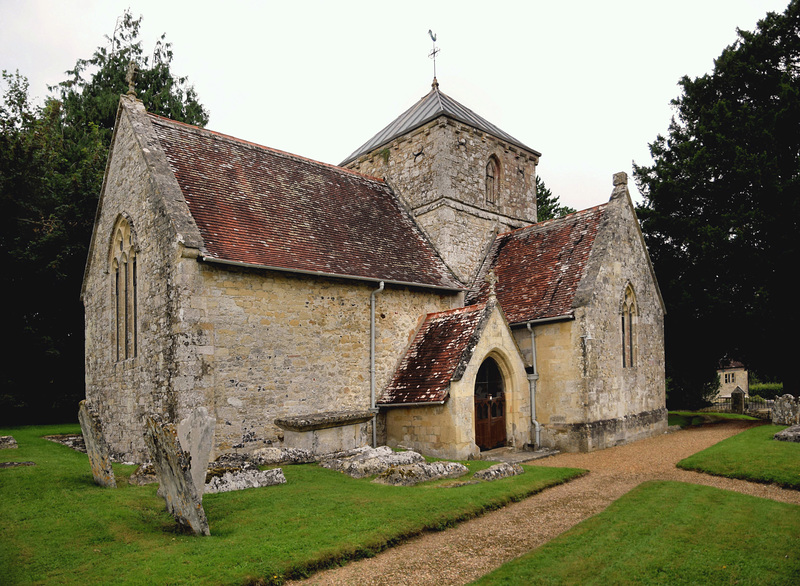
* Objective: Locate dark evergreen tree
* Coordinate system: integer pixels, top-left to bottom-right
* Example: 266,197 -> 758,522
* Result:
536,175 -> 576,221
634,0 -> 800,405
0,11 -> 208,422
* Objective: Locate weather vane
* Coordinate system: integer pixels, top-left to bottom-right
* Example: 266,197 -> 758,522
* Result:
428,30 -> 439,81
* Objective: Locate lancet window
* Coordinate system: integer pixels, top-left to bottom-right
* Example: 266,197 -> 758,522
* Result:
485,156 -> 500,204
110,217 -> 138,361
621,284 -> 637,368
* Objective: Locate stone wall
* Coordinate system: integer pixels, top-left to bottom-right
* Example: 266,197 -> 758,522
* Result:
510,176 -> 667,452
187,265 -> 456,454
83,98 -> 202,461
346,117 -> 539,283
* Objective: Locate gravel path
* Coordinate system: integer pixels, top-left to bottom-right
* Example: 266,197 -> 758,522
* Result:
289,421 -> 800,585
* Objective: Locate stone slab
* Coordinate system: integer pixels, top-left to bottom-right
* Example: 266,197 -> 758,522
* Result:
205,468 -> 287,494
144,414 -> 210,536
774,424 -> 800,443
77,400 -> 116,488
320,446 -> 425,479
372,461 -> 469,486
473,462 -> 524,481
176,407 -> 216,494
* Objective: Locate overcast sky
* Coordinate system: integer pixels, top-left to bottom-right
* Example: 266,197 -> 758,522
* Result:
1,0 -> 791,210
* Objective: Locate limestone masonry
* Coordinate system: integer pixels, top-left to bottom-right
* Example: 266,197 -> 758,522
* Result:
82,79 -> 666,462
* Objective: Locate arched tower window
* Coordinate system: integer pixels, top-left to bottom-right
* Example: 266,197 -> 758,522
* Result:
621,284 -> 637,368
110,217 -> 138,361
485,156 -> 500,204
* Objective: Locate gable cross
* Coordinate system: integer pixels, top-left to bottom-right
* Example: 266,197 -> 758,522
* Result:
125,61 -> 138,96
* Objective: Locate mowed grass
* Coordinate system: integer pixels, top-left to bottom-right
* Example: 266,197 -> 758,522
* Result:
0,424 -> 584,585
472,481 -> 800,585
668,411 -> 759,427
677,424 -> 800,489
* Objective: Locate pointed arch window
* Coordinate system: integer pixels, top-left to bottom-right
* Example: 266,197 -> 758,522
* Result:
621,284 -> 637,368
110,217 -> 138,361
485,156 -> 500,204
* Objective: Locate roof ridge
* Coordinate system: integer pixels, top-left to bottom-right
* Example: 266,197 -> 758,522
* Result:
497,202 -> 608,238
147,113 -> 386,185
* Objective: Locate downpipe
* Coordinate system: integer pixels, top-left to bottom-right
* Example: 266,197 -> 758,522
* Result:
370,281 -> 385,447
527,322 -> 541,447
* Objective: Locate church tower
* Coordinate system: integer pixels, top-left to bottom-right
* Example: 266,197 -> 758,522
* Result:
341,79 -> 541,284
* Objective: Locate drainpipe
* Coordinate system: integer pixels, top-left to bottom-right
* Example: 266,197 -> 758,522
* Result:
526,322 -> 541,447
370,281 -> 385,447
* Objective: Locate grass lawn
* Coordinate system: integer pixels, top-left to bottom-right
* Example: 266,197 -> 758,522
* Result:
472,481 -> 800,585
677,424 -> 800,489
668,411 -> 759,427
0,424 -> 584,585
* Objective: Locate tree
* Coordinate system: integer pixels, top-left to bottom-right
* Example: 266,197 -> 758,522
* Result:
536,175 -> 576,221
633,0 -> 800,405
0,11 -> 208,422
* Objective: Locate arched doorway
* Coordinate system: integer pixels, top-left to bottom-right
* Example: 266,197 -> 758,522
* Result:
474,357 -> 506,450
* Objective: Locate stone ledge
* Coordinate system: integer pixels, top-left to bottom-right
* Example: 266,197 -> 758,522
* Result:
274,410 -> 374,432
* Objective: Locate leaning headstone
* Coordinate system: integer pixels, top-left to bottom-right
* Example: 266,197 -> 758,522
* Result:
144,414 -> 210,536
77,400 -> 116,488
0,436 -> 18,449
176,407 -> 216,493
730,387 -> 745,415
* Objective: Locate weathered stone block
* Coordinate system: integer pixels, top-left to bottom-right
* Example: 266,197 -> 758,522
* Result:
320,445 -> 424,478
204,468 -> 287,494
473,462 -> 524,481
772,394 -> 800,426
774,424 -> 800,443
176,407 -> 215,494
373,461 -> 469,486
77,400 -> 116,488
0,436 -> 18,449
143,415 -> 210,536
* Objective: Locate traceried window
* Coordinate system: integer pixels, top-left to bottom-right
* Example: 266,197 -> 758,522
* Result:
621,284 -> 637,368
485,156 -> 500,204
110,217 -> 138,361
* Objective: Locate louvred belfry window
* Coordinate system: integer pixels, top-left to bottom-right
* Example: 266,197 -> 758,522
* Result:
486,156 -> 500,204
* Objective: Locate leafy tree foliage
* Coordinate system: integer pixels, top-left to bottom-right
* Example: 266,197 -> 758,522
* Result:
0,11 -> 208,422
536,175 -> 576,221
634,1 -> 800,405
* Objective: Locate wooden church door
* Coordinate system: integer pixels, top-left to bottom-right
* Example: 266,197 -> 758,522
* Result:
474,357 -> 506,450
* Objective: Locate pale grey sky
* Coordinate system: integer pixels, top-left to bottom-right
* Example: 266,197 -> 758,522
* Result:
0,0 -> 791,210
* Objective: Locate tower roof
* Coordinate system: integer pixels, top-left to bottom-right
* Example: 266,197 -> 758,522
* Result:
340,80 -> 540,165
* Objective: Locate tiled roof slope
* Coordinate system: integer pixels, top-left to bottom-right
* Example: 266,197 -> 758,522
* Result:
379,304 -> 489,405
149,116 -> 461,289
341,81 -> 540,165
467,206 -> 607,324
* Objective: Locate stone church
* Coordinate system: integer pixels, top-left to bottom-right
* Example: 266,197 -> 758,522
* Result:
82,80 -> 667,462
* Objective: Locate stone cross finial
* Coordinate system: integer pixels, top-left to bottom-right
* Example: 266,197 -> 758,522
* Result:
125,61 -> 138,96
485,270 -> 498,299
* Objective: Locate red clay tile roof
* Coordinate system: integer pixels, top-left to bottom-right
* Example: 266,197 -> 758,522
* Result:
149,116 -> 461,289
378,304 -> 489,405
467,206 -> 606,324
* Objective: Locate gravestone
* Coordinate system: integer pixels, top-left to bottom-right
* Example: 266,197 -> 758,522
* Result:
176,407 -> 216,493
77,400 -> 116,488
144,414 -> 210,536
730,387 -> 745,415
772,394 -> 800,426
0,436 -> 18,449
